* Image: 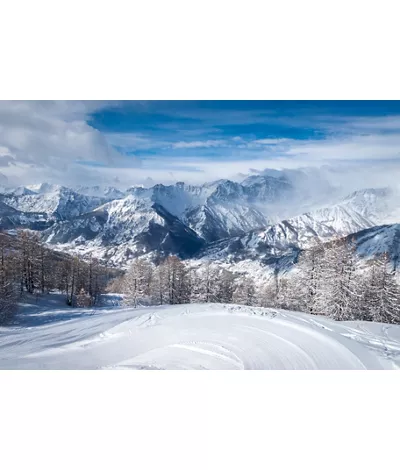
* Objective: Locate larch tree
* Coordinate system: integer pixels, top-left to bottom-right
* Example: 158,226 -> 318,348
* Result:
294,242 -> 325,315
362,253 -> 400,324
318,238 -> 363,321
191,261 -> 220,303
0,231 -> 17,323
214,268 -> 236,304
122,258 -> 154,307
232,275 -> 256,306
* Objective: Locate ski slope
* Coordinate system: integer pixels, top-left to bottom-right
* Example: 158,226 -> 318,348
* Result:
1,302 -> 400,369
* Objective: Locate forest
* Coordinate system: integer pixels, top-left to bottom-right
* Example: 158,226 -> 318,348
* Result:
2,230 -> 400,325
112,238 -> 400,324
0,230 -> 115,323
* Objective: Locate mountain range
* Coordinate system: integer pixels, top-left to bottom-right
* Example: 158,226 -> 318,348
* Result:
1,169 -> 400,272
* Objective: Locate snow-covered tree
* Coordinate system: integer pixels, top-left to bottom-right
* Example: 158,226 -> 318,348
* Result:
294,243 -> 325,314
274,276 -> 304,311
190,262 -> 220,303
293,239 -> 363,320
233,275 -> 256,305
214,268 -> 236,304
318,238 -> 363,321
258,278 -> 278,308
151,260 -> 168,305
122,258 -> 154,307
162,256 -> 190,305
362,253 -> 400,324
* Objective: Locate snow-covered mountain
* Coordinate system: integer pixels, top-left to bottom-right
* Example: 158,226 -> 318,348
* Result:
4,184 -> 105,221
34,176 -> 297,263
350,224 -> 400,264
5,186 -> 37,197
42,195 -> 205,265
2,172 -> 400,269
196,188 -> 398,265
0,199 -> 50,230
74,185 -> 125,200
127,176 -> 294,241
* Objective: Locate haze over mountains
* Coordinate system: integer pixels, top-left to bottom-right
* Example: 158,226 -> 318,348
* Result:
1,167 -> 400,271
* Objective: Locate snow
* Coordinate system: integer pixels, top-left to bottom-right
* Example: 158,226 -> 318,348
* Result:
196,186 -> 400,267
356,223 -> 400,259
4,185 -> 104,221
7,175 -> 400,270
1,300 -> 400,369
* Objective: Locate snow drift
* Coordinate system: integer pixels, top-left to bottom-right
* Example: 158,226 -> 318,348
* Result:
1,303 -> 400,369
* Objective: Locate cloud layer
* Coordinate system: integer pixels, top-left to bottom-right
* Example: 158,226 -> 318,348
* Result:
2,100 -> 400,191
0,101 -> 135,186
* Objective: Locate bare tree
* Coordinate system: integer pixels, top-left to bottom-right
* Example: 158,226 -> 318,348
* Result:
232,275 -> 256,305
122,258 -> 154,307
76,287 -> 92,308
362,253 -> 400,324
0,232 -> 17,324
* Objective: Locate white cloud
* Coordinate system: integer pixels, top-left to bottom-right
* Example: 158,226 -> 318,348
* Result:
3,102 -> 400,191
0,101 -> 140,186
105,132 -> 168,150
172,140 -> 228,149
328,115 -> 400,132
0,101 -> 121,166
0,171 -> 8,186
251,138 -> 289,145
284,134 -> 400,161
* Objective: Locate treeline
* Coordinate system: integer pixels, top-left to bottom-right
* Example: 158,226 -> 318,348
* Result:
0,230 -> 114,324
109,255 -> 249,307
115,240 -> 400,324
282,239 -> 400,324
4,230 -> 399,325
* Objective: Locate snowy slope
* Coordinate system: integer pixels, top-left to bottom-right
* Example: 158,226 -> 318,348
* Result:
127,177 -> 293,241
4,186 -> 37,196
198,188 -> 398,264
74,185 -> 125,200
1,302 -> 400,369
351,223 -> 400,261
276,187 -> 396,243
4,185 -> 105,220
186,202 -> 270,242
42,195 -> 205,264
0,200 -> 50,230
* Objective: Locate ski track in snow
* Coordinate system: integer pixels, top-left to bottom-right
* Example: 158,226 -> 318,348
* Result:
1,303 -> 400,370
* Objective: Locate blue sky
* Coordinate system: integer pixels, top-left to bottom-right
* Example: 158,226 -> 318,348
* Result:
89,100 -> 400,159
1,100 -> 400,187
